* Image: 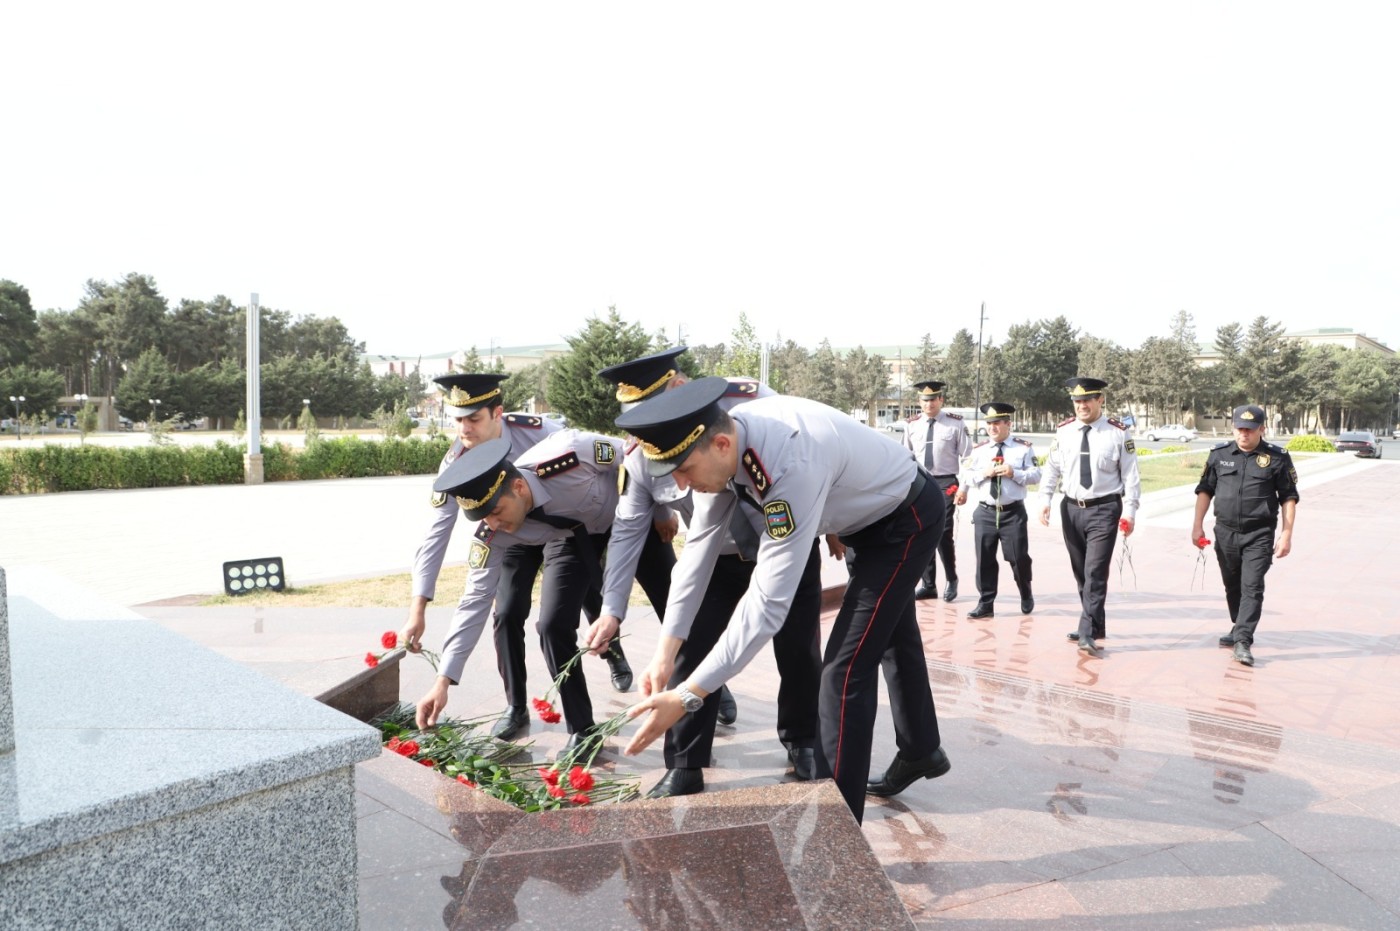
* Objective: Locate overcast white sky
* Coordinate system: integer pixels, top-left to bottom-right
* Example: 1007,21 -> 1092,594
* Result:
3,2 -> 1397,358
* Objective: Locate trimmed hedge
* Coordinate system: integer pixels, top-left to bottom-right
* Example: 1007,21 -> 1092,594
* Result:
1285,435 -> 1337,453
0,436 -> 451,495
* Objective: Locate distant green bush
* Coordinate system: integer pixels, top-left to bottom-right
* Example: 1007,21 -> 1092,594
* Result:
0,435 -> 451,495
1285,435 -> 1337,453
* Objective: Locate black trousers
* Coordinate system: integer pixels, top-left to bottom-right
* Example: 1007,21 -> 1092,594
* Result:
819,477 -> 945,823
1214,523 -> 1275,646
1059,496 -> 1122,639
492,542 -> 545,709
972,502 -> 1032,607
666,542 -> 824,769
920,474 -> 959,589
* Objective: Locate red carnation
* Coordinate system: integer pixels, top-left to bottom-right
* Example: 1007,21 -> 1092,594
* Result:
945,484 -> 958,497
386,737 -> 401,752
456,775 -> 476,787
397,740 -> 420,756
1119,518 -> 1130,532
1197,536 -> 1211,547
571,793 -> 591,806
364,652 -> 379,668
547,784 -> 567,799
538,767 -> 560,786
531,697 -> 562,724
568,766 -> 595,791
380,631 -> 398,650
419,758 -> 436,767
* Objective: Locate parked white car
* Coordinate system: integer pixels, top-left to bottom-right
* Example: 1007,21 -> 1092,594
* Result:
1144,424 -> 1197,442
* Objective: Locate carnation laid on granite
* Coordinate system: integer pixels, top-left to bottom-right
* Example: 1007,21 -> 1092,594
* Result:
364,629 -> 440,671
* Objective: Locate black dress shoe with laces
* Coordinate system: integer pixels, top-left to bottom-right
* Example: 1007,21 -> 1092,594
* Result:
941,578 -> 959,602
1219,633 -> 1236,647
1233,641 -> 1255,666
645,767 -> 705,798
914,584 -> 938,600
867,747 -> 951,797
788,746 -> 817,781
967,604 -> 994,619
489,706 -> 529,740
1020,596 -> 1035,614
717,685 -> 738,726
605,639 -> 633,692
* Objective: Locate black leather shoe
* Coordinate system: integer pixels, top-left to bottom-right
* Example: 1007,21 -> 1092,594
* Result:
1079,636 -> 1099,655
914,584 -> 938,600
1233,641 -> 1255,666
867,747 -> 951,797
942,579 -> 959,602
967,604 -> 994,619
717,685 -> 738,726
788,746 -> 817,781
1066,632 -> 1106,642
561,726 -> 600,755
1219,633 -> 1236,647
645,767 -> 704,798
1020,596 -> 1035,614
605,640 -> 633,692
489,706 -> 529,740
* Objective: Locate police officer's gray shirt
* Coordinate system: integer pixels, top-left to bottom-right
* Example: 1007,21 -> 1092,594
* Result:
903,410 -> 971,475
599,379 -> 776,620
1039,414 -> 1142,517
410,414 -> 561,601
437,429 -> 623,683
661,395 -> 920,694
960,436 -> 1041,505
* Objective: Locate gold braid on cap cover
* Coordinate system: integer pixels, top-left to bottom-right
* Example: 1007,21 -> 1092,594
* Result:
455,469 -> 507,511
445,386 -> 502,407
615,369 -> 677,404
640,424 -> 706,462
1068,384 -> 1104,398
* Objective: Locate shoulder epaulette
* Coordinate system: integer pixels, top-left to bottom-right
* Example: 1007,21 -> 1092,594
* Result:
1211,440 -> 1230,450
1058,416 -> 1076,427
972,439 -> 989,449
442,439 -> 464,466
1014,437 -> 1033,446
906,415 -> 919,423
535,451 -> 580,477
504,413 -> 544,429
741,447 -> 773,499
1108,418 -> 1128,430
944,411 -> 964,420
724,379 -> 761,399
624,438 -> 639,456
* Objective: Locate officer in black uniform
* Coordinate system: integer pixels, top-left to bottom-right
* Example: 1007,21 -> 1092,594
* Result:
1192,404 -> 1299,666
1038,377 -> 1141,655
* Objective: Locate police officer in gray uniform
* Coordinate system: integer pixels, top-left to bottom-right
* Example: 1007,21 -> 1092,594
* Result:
1038,377 -> 1141,655
903,380 -> 971,601
592,349 -> 823,799
401,373 -> 567,739
411,430 -> 624,752
955,402 -> 1040,618
1192,404 -> 1299,666
618,378 -> 949,823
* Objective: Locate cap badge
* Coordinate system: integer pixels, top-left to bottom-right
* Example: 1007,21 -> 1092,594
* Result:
445,385 -> 501,407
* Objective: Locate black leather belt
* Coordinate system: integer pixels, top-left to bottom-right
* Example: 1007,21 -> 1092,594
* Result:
980,501 -> 1024,511
901,470 -> 928,509
932,473 -> 957,480
1067,493 -> 1122,509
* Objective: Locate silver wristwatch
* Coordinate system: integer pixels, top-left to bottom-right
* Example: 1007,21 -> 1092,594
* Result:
674,684 -> 705,713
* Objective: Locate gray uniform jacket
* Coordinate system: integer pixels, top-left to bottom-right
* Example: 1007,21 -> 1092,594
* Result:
663,395 -> 919,694
600,378 -> 774,620
438,429 -> 623,683
903,410 -> 971,475
1038,414 -> 1142,518
960,437 -> 1041,505
410,414 -> 561,601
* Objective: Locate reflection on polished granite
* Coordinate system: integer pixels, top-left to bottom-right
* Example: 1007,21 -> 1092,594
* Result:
142,460 -> 1400,928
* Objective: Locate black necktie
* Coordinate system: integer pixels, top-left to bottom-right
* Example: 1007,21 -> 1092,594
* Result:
992,443 -> 1005,500
528,507 -> 602,587
1079,425 -> 1093,490
730,485 -> 763,560
923,422 -> 934,470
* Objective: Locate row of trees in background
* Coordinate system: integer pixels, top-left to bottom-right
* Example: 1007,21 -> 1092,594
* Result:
1,275 -> 425,427
5,275 -> 1397,436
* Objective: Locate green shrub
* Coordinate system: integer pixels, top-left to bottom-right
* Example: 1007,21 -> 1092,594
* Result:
1285,435 -> 1337,453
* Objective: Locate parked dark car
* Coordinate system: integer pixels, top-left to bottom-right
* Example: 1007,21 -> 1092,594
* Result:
55,412 -> 78,428
1336,431 -> 1381,458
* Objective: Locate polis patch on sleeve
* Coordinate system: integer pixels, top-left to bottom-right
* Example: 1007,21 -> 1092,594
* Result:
468,541 -> 491,569
1124,438 -> 1136,454
594,441 -> 616,465
763,500 -> 796,539
430,491 -> 447,508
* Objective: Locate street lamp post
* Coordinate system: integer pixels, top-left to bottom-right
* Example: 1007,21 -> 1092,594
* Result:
148,398 -> 162,432
8,395 -> 24,437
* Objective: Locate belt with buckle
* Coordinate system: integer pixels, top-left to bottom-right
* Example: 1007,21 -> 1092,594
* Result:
980,501 -> 1024,511
1068,493 -> 1122,509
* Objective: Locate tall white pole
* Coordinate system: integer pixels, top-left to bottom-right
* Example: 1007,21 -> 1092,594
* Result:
244,293 -> 264,483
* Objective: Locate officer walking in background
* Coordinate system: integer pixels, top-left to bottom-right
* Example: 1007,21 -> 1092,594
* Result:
619,378 -> 949,823
590,348 -> 824,799
1038,377 -> 1141,655
400,373 -> 578,740
1191,404 -> 1299,667
903,380 -> 971,601
411,431 -> 624,752
955,402 -> 1040,618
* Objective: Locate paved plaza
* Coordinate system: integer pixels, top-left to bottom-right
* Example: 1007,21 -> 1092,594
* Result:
4,450 -> 1399,927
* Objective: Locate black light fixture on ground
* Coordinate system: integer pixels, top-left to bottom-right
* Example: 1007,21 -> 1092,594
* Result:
222,557 -> 286,595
